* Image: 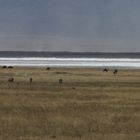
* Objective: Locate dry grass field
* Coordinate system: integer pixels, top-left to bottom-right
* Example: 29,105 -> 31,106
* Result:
0,67 -> 140,140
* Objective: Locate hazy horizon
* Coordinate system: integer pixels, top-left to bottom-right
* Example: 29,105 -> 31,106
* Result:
0,0 -> 140,52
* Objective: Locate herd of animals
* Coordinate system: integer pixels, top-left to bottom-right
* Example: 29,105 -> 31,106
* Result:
103,68 -> 118,74
2,66 -> 118,84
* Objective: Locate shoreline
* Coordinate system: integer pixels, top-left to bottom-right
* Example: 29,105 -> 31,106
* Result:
1,65 -> 140,70
0,57 -> 140,68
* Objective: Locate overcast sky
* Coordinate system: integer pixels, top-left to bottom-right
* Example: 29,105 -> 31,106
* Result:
0,0 -> 140,52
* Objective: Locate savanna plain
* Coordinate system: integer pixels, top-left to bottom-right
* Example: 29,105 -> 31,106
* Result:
0,67 -> 140,140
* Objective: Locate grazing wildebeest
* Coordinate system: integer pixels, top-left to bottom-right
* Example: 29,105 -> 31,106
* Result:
59,79 -> 63,84
8,78 -> 14,82
8,66 -> 13,69
2,66 -> 7,68
113,69 -> 118,74
46,67 -> 50,70
29,78 -> 32,83
103,68 -> 108,72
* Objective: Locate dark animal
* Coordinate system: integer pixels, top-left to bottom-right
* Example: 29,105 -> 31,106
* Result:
2,66 -> 7,68
103,68 -> 108,72
59,79 -> 63,84
8,66 -> 13,69
46,67 -> 50,70
113,69 -> 118,74
8,78 -> 14,82
29,78 -> 32,83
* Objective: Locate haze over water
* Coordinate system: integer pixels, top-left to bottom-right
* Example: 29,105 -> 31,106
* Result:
0,51 -> 140,68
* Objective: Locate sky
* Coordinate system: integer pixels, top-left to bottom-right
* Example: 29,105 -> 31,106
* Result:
0,0 -> 140,52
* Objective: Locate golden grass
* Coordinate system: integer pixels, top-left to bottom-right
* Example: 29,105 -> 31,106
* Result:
0,67 -> 139,139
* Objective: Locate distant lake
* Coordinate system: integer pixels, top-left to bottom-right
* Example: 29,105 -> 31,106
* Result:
0,57 -> 139,68
0,51 -> 140,68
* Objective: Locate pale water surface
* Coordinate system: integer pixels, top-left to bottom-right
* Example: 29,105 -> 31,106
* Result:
0,57 -> 140,68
